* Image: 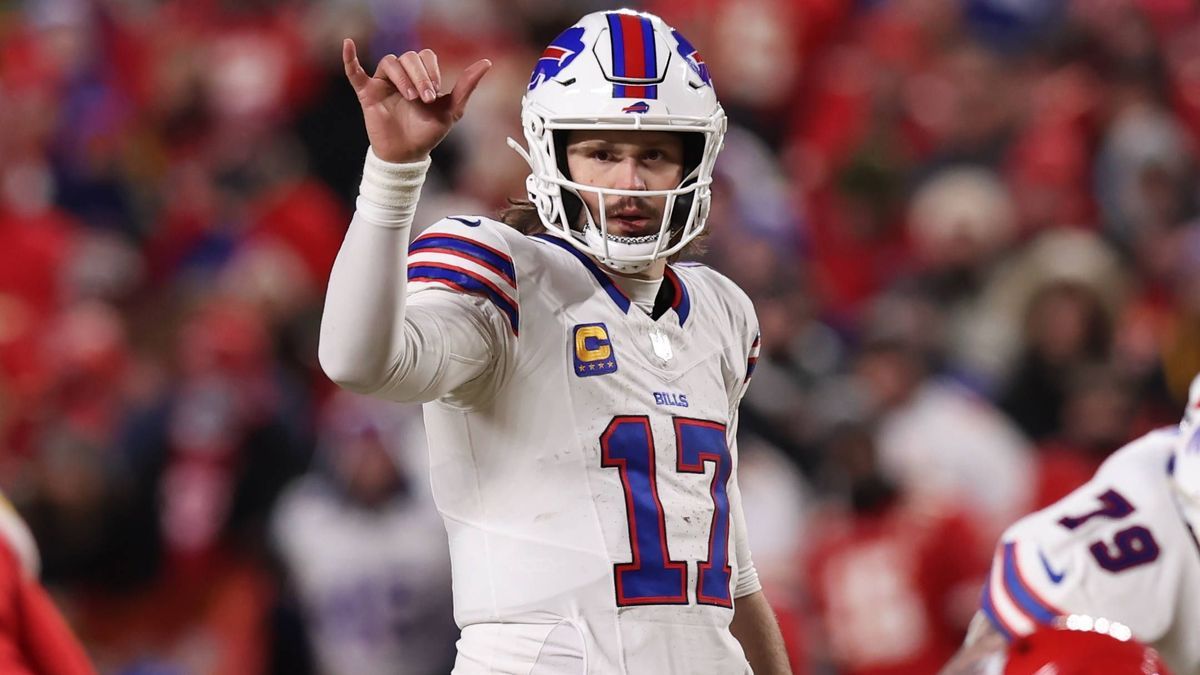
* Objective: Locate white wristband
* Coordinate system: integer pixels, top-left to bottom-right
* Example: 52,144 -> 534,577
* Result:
357,148 -> 431,228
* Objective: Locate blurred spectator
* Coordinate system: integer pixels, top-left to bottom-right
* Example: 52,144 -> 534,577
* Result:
736,438 -> 812,595
731,259 -> 837,473
15,303 -> 144,591
853,298 -> 1035,538
966,228 -> 1127,397
270,393 -> 456,675
1030,364 -> 1139,508
904,165 -> 1018,388
1094,102 -> 1194,250
999,280 -> 1112,440
56,299 -> 310,675
802,421 -> 989,675
976,229 -> 1126,438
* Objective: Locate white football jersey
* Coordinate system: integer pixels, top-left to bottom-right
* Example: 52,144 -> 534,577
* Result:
981,426 -> 1200,674
402,216 -> 762,674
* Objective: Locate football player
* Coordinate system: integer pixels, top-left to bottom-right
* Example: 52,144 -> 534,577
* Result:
942,374 -> 1200,674
319,9 -> 791,675
0,492 -> 96,675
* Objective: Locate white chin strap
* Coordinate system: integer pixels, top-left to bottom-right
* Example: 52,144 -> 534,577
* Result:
582,226 -> 660,274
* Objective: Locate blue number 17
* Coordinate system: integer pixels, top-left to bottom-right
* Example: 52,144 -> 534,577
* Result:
600,416 -> 733,608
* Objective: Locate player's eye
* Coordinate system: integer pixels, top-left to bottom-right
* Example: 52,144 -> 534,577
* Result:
643,149 -> 665,161
591,149 -> 615,162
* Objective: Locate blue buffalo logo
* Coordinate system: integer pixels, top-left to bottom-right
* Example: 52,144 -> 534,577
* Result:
529,26 -> 586,91
672,30 -> 711,86
622,101 -> 650,114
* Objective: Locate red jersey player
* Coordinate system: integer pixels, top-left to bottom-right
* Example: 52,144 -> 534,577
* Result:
0,492 -> 95,675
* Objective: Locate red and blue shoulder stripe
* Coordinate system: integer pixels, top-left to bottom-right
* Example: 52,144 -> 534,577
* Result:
745,334 -> 761,383
981,541 -> 1065,640
408,230 -> 519,335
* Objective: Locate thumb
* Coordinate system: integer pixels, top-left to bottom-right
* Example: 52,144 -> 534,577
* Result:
342,38 -> 371,94
449,59 -> 493,120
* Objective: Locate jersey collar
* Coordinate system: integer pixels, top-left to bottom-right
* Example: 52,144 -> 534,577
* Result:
658,265 -> 691,325
533,233 -> 692,326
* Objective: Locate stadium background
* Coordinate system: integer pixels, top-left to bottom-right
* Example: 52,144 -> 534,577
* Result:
1,0 -> 1198,672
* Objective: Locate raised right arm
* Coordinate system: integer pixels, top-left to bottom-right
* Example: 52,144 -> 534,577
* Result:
317,40 -> 494,402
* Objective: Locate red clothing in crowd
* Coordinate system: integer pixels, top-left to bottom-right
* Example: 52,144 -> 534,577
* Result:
805,501 -> 988,675
1031,442 -> 1104,510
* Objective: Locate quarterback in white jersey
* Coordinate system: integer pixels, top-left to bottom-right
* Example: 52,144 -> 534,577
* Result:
319,9 -> 791,675
944,374 -> 1200,675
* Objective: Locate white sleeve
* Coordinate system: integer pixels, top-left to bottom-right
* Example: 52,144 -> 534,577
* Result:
980,471 -> 1180,644
728,418 -> 762,599
727,290 -> 762,599
318,150 -> 498,404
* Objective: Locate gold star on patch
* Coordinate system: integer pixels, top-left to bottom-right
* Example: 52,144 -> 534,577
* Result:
577,365 -> 586,372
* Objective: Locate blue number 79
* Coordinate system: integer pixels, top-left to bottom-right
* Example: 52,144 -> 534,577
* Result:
1057,489 -> 1160,573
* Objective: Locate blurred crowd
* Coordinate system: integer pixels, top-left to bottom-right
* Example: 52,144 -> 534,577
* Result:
0,0 -> 1198,673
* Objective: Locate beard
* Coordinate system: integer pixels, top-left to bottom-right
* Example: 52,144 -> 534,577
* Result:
575,194 -> 666,240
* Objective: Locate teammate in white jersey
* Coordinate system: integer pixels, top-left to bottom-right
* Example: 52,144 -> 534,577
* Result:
318,9 -> 791,675
942,374 -> 1200,674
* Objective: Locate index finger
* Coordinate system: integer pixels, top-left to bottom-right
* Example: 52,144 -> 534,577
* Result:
343,38 -> 371,93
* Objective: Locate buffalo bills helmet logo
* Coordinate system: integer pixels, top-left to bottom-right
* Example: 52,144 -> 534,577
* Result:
529,26 -> 586,91
622,101 -> 650,114
672,30 -> 711,86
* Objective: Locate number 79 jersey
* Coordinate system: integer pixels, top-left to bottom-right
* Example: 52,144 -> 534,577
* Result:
407,217 -> 762,674
981,427 -> 1200,674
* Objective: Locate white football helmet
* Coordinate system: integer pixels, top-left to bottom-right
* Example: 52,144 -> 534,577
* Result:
1172,373 -> 1200,527
1185,373 -> 1200,431
507,9 -> 727,273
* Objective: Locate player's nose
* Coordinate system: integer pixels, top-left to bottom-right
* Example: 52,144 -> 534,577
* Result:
611,157 -> 647,190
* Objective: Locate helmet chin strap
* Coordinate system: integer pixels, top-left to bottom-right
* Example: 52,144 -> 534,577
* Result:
575,183 -> 679,274
582,226 -> 659,274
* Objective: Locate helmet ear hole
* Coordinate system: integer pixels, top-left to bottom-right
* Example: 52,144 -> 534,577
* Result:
680,132 -> 705,186
553,130 -> 571,179
552,130 -> 585,227
669,132 -> 705,232
670,193 -> 693,231
562,192 -> 584,228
